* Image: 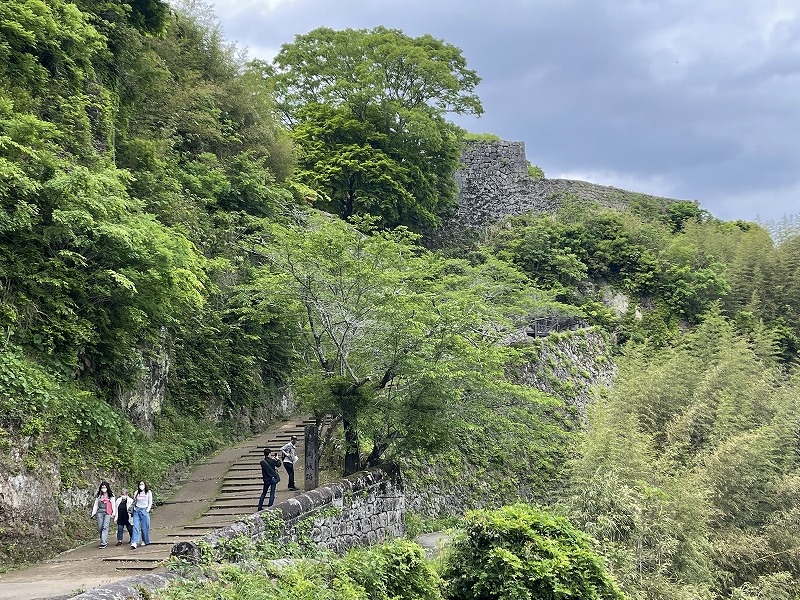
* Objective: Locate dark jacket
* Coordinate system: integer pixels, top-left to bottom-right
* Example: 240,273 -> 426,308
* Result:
260,456 -> 281,482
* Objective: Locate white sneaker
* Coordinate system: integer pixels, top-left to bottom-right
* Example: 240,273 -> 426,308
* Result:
130,543 -> 137,549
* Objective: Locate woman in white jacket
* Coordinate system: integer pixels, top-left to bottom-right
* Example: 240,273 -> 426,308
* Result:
113,488 -> 134,545
90,481 -> 116,549
130,480 -> 153,549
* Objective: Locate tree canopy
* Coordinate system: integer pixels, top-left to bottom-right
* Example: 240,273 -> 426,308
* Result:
270,26 -> 483,230
259,215 -> 537,474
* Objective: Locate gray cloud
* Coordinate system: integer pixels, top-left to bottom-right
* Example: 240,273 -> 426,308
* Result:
207,0 -> 800,223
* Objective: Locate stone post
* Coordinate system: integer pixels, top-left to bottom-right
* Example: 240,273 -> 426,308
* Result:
304,423 -> 319,491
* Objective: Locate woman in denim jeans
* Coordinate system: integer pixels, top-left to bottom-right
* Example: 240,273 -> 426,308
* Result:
90,481 -> 116,549
130,480 -> 153,549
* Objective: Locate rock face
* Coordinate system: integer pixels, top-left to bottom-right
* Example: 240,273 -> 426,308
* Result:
0,468 -> 62,550
116,340 -> 170,434
0,444 -> 110,564
449,139 -> 685,230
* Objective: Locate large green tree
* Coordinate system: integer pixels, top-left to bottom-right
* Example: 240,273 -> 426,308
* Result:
259,214 -> 533,474
270,26 -> 483,231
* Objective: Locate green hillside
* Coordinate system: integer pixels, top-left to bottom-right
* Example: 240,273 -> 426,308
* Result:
2,1 -> 800,597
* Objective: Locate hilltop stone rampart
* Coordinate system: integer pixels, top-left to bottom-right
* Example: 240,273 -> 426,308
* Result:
450,139 -> 686,229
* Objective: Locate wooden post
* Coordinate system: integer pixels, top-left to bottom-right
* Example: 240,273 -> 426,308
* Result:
304,423 -> 319,491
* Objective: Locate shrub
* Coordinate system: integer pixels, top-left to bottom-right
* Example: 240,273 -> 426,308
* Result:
439,503 -> 623,599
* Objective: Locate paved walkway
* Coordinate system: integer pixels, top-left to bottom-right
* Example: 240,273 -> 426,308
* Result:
0,418 -> 311,600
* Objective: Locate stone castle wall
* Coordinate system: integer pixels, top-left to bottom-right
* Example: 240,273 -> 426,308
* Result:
451,140 -> 685,229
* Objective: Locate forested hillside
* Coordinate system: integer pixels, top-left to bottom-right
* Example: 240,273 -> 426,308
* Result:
2,1 -> 800,598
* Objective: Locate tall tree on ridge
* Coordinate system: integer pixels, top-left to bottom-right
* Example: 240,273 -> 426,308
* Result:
270,26 -> 483,231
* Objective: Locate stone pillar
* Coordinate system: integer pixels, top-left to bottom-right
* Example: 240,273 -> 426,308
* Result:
304,424 -> 319,491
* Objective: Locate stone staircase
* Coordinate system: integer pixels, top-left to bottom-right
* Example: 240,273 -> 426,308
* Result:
0,417 -> 316,599
101,419 -> 310,573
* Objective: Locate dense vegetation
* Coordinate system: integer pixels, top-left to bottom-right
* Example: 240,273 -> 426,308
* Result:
2,1 -> 800,598
157,504 -> 620,600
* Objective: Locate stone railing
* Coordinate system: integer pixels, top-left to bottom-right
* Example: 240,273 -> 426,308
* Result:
172,465 -> 405,561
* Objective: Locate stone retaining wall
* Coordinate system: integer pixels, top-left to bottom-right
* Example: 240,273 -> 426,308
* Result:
173,465 -> 405,560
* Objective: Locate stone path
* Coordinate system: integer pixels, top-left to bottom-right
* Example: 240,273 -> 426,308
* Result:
0,418 -> 311,600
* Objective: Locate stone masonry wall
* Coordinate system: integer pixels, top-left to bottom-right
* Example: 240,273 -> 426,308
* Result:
402,328 -> 617,518
509,328 -> 617,414
450,139 -> 685,229
173,465 -> 405,560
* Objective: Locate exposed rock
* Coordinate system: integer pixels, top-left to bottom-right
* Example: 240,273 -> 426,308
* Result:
0,469 -> 62,544
0,447 -> 119,564
116,335 -> 170,434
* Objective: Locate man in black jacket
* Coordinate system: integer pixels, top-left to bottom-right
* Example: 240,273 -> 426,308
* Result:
257,448 -> 282,510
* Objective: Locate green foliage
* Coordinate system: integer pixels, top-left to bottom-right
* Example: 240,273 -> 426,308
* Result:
485,201 -> 800,355
488,208 -> 661,301
272,26 -> 482,230
342,539 -> 442,600
666,201 -> 709,232
464,132 -> 501,141
0,345 -> 225,490
159,538 -> 442,600
439,503 -> 624,599
260,214 -> 545,473
527,161 -> 545,179
405,513 -> 463,539
568,313 -> 800,598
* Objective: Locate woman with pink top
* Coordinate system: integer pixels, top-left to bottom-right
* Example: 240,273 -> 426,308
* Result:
130,480 -> 153,549
90,481 -> 116,549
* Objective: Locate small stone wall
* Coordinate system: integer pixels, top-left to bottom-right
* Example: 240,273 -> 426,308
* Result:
69,573 -> 181,600
173,465 -> 405,561
450,140 -> 685,230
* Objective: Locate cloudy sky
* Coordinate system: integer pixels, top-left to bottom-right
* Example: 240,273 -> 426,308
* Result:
206,0 -> 800,223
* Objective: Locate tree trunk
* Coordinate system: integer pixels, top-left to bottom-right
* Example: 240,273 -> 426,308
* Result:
343,408 -> 360,475
365,438 -> 386,468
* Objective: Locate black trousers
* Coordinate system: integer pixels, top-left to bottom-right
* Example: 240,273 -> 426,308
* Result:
283,461 -> 296,488
117,520 -> 133,541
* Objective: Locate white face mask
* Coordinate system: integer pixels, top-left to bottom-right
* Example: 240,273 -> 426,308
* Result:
100,488 -> 107,493
139,485 -> 145,490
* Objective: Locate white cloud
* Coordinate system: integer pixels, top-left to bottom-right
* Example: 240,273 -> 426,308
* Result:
211,0 -> 298,17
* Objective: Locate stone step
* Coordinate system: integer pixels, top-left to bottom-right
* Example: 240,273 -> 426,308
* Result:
211,502 -> 259,508
182,523 -> 233,531
102,557 -> 162,564
198,510 -> 251,517
114,564 -> 159,571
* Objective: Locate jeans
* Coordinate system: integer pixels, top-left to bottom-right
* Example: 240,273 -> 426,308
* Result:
117,520 -> 133,542
258,476 -> 278,509
96,513 -> 110,545
283,461 -> 296,488
131,508 -> 151,545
